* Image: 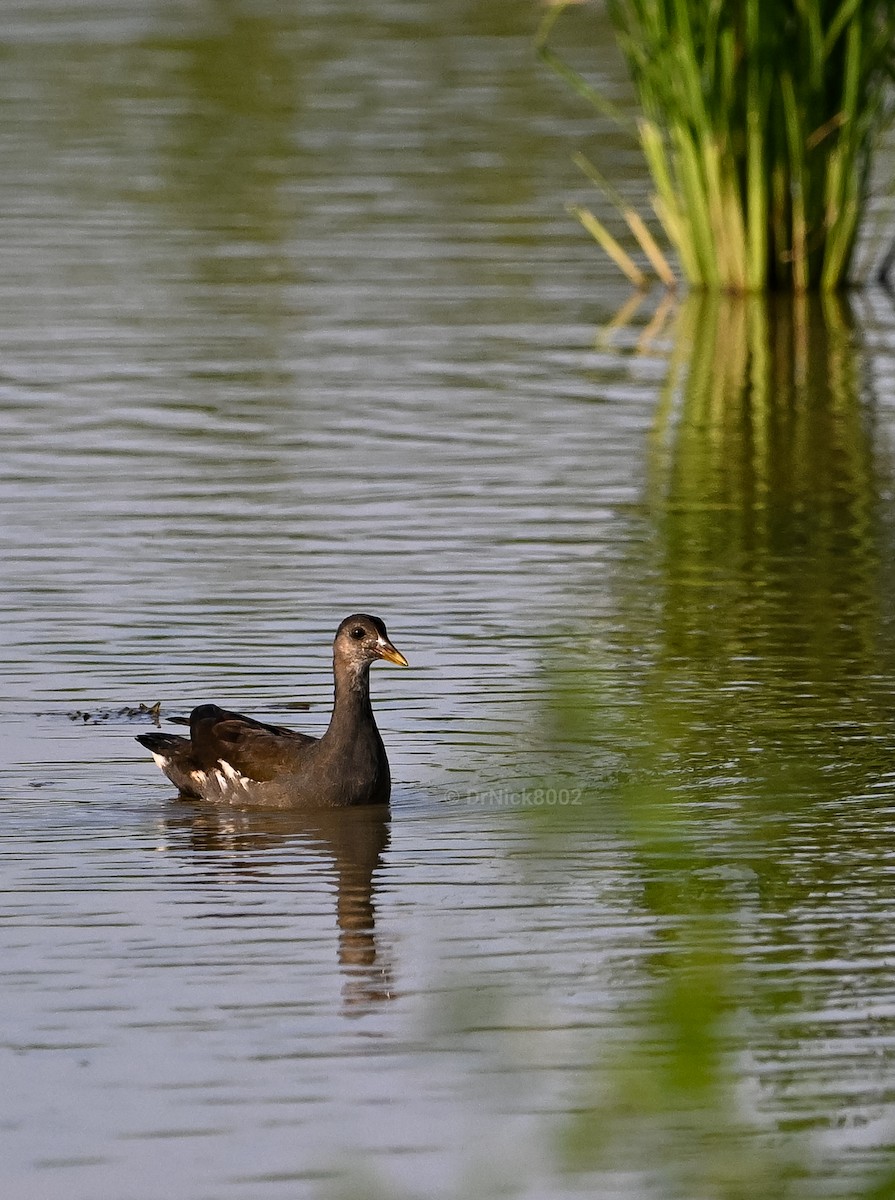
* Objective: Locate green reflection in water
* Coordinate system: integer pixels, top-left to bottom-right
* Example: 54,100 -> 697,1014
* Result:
637,294 -> 895,815
564,292 -> 895,801
544,294 -> 895,1198
649,293 -> 883,688
146,10 -> 305,261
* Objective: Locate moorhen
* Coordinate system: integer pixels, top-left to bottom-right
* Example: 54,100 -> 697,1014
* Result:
136,613 -> 408,808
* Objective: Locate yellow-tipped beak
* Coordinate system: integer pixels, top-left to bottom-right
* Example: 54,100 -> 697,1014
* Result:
377,641 -> 409,667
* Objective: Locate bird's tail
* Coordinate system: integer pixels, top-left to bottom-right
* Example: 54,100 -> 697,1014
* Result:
135,732 -> 188,754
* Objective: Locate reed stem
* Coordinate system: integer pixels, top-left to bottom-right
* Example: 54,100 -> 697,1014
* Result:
542,0 -> 895,291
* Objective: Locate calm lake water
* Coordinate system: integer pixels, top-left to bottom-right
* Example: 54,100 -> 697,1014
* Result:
5,2 -> 895,1198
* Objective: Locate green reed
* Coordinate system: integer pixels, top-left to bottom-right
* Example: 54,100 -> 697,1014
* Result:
540,0 -> 895,291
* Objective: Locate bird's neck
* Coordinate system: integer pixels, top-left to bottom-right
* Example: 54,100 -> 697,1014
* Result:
324,658 -> 376,742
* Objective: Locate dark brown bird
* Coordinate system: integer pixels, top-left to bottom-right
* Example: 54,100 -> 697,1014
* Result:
136,614 -> 408,808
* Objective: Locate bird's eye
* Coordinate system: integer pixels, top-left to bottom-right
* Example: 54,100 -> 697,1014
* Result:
350,626 -> 366,640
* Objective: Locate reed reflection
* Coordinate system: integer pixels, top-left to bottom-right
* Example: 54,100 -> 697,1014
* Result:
546,296 -> 895,1179
164,803 -> 393,1014
612,290 -> 895,914
554,292 -> 895,914
628,292 -> 895,786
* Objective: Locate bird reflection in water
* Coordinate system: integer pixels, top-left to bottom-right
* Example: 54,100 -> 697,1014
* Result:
162,802 -> 394,1013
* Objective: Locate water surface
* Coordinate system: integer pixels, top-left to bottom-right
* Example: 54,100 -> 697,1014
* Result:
4,3 -> 895,1199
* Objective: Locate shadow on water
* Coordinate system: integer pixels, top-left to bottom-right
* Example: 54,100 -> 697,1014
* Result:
163,802 -> 394,1015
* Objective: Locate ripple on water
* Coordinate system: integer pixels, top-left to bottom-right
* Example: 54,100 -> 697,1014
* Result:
4,1 -> 895,1198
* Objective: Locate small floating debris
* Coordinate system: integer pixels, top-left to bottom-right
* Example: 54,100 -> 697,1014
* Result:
67,702 -> 164,725
61,701 -> 309,726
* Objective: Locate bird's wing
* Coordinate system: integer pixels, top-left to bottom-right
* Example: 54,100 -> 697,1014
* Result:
189,704 -> 317,782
